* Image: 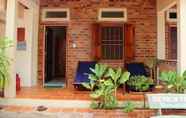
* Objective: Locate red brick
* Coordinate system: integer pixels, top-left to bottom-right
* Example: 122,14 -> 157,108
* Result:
38,0 -> 157,88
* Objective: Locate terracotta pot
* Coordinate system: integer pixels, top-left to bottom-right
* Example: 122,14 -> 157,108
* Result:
0,90 -> 4,97
153,85 -> 164,93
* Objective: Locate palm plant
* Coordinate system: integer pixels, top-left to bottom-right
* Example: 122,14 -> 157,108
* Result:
0,37 -> 12,97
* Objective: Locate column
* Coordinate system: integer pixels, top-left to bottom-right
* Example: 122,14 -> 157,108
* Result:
4,0 -> 17,98
157,12 -> 166,59
177,0 -> 186,74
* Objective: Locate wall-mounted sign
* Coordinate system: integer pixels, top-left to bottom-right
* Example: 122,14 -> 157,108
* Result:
17,27 -> 26,50
147,94 -> 186,109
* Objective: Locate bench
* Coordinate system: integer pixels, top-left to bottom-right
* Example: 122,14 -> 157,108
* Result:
146,94 -> 186,118
73,61 -> 97,89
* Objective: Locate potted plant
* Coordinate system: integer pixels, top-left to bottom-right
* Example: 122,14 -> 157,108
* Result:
82,63 -> 130,109
146,71 -> 186,117
0,37 -> 12,97
160,71 -> 186,93
126,75 -> 154,92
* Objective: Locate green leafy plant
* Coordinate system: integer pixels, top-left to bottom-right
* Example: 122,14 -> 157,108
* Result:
106,67 -> 130,97
0,37 -> 13,96
82,64 -> 130,109
127,76 -> 154,92
123,101 -> 135,113
160,71 -> 186,93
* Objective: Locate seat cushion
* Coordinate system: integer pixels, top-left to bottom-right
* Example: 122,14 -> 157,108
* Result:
126,63 -> 147,76
74,61 -> 97,85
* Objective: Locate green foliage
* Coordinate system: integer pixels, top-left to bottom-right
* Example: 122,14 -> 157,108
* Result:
127,76 -> 154,92
123,101 -> 135,113
0,37 -> 12,90
106,67 -> 130,96
82,64 -> 130,109
160,71 -> 186,93
90,101 -> 99,109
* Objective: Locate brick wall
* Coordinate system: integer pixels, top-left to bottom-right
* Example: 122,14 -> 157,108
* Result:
39,0 -> 157,88
0,22 -> 5,37
0,0 -> 6,37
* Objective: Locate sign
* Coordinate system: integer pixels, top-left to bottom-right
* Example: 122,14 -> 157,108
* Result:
147,94 -> 186,109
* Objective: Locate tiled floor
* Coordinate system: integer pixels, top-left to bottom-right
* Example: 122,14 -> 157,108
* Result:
0,105 -> 157,118
1,105 -> 186,118
16,85 -> 145,101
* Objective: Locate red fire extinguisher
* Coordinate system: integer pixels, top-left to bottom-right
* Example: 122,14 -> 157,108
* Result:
16,74 -> 21,91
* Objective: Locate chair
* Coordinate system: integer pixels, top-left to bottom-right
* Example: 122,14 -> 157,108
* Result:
125,62 -> 149,77
73,61 -> 97,89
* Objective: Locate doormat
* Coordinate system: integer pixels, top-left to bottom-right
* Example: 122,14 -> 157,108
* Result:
44,81 -> 65,88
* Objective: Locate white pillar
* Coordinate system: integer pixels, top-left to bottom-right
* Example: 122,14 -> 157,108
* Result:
157,12 -> 166,59
4,0 -> 17,98
31,2 -> 39,86
177,0 -> 186,74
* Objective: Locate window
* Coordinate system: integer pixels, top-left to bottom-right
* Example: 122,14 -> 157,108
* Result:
167,9 -> 177,22
168,26 -> 177,60
91,24 -> 135,61
42,8 -> 70,21
101,25 -> 124,60
98,8 -> 127,22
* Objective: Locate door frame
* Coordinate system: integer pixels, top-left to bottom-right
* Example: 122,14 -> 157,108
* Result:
43,25 -> 68,87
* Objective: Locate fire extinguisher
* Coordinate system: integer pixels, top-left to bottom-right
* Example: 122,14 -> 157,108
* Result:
16,74 -> 21,91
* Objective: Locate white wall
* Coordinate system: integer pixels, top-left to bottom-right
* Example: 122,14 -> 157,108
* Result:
157,0 -> 177,12
156,0 -> 177,60
16,0 -> 39,87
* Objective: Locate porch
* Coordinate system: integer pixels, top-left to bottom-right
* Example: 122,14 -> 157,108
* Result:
0,0 -> 185,100
16,85 -> 144,101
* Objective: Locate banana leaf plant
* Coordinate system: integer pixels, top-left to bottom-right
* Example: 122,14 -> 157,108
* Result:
160,71 -> 186,93
82,64 -> 130,109
0,37 -> 13,97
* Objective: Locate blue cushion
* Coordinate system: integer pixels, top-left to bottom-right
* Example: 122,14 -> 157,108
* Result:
74,61 -> 97,85
126,63 -> 147,76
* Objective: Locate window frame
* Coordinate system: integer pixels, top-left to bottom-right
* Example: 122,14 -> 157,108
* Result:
99,23 -> 125,61
98,8 -> 127,22
166,9 -> 177,23
42,8 -> 70,22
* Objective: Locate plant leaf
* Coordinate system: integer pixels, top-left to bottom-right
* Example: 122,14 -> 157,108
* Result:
90,89 -> 103,99
81,83 -> 91,90
119,72 -> 130,84
183,70 -> 186,78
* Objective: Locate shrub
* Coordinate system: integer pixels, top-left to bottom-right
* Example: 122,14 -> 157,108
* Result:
127,76 -> 154,92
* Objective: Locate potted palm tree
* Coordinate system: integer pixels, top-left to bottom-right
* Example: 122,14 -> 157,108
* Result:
0,37 -> 12,97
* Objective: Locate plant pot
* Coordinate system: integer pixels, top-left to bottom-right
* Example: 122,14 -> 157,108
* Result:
0,90 -> 4,97
153,85 -> 164,93
126,84 -> 154,92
